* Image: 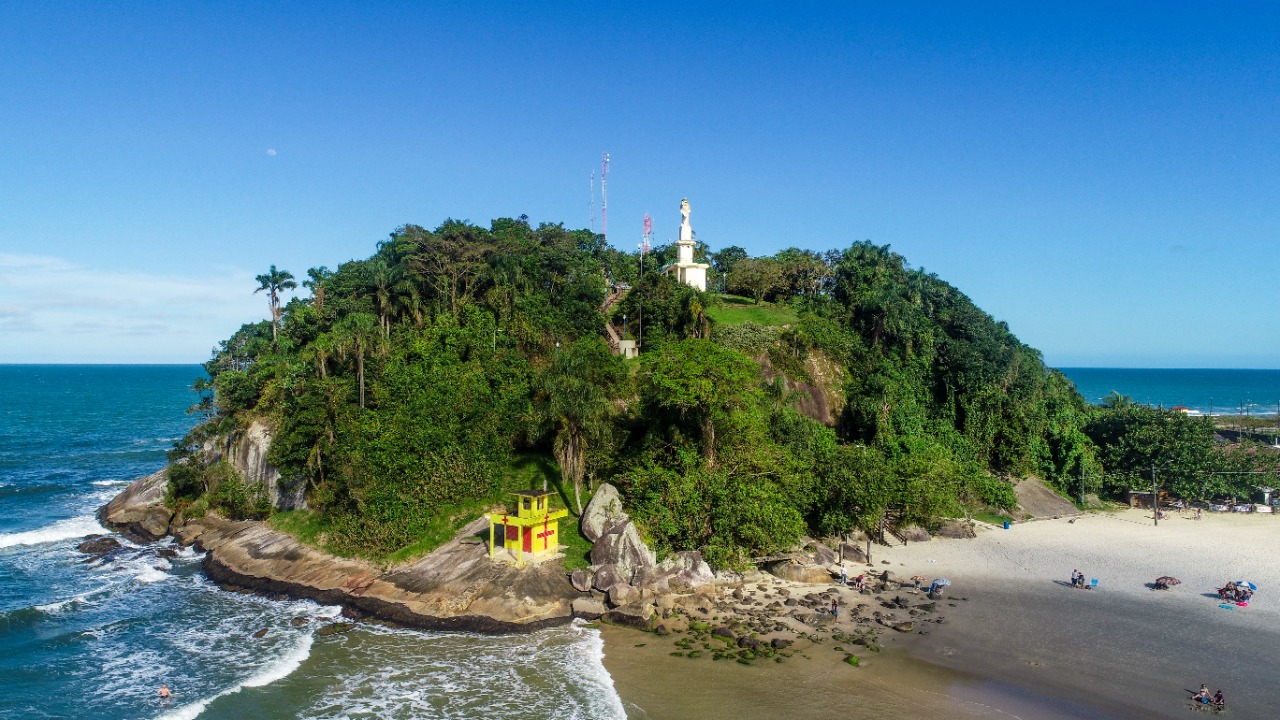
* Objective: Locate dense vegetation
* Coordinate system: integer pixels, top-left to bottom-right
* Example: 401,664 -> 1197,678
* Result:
168,217 -> 1276,567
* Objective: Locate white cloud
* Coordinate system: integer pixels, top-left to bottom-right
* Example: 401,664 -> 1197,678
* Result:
0,253 -> 277,363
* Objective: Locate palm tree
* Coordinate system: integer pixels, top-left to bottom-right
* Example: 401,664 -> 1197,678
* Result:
304,266 -> 331,313
255,265 -> 297,343
532,340 -> 621,513
334,313 -> 381,409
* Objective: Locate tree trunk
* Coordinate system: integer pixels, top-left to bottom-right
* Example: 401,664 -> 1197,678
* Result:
357,351 -> 365,409
703,415 -> 717,468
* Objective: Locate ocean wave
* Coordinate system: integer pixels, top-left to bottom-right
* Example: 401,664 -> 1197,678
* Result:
152,634 -> 314,720
91,480 -> 129,487
0,515 -> 105,549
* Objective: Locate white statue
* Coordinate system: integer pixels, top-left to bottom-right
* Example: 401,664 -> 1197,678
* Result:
680,198 -> 691,227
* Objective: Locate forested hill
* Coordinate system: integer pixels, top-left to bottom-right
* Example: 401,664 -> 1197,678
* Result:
169,216 -> 1253,568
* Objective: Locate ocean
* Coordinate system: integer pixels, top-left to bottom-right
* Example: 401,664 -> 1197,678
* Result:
1057,367 -> 1280,416
0,365 -> 624,720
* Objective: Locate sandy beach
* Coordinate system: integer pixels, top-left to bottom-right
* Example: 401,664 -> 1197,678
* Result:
604,508 -> 1280,718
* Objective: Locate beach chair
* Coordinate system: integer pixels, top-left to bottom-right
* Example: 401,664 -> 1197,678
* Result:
1089,578 -> 1098,590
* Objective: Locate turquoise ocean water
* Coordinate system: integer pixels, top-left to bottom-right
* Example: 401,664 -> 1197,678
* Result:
1058,367 -> 1280,415
0,366 -> 623,720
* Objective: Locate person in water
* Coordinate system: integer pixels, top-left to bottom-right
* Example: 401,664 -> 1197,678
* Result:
1191,685 -> 1209,703
158,684 -> 172,700
1212,690 -> 1225,708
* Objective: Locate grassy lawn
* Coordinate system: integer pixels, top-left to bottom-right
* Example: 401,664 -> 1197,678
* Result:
266,452 -> 596,569
707,294 -> 798,327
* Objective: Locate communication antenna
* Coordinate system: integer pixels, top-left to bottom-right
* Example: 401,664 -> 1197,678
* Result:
589,170 -> 596,233
601,152 -> 610,243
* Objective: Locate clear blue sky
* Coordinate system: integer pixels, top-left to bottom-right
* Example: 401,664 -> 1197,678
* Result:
2,2 -> 1277,366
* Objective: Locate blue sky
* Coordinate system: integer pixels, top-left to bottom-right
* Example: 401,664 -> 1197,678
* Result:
1,3 -> 1277,366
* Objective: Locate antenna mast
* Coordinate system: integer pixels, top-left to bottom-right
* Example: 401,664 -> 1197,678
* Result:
589,170 -> 596,233
601,152 -> 610,244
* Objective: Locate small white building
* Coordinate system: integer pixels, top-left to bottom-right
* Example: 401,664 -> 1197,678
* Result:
662,198 -> 710,291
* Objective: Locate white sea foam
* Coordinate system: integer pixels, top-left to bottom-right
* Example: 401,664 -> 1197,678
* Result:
153,634 -> 314,720
91,479 -> 128,487
0,515 -> 106,549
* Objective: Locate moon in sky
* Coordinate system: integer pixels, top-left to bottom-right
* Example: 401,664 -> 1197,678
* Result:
266,148 -> 277,157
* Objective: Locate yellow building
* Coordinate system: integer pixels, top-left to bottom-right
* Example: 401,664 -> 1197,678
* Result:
489,490 -> 568,563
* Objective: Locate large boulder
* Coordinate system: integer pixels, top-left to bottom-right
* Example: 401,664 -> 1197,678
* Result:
805,540 -> 838,566
571,596 -> 607,620
580,483 -> 628,542
592,563 -> 625,592
96,468 -> 174,543
764,558 -> 832,584
657,550 -> 714,590
604,601 -> 656,630
607,582 -> 641,607
590,520 -> 656,581
570,568 -> 593,593
899,525 -> 932,543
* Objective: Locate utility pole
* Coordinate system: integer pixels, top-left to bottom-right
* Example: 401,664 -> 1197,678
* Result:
1079,469 -> 1085,507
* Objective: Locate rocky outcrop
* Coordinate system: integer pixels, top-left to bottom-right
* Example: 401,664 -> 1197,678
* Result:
178,515 -> 578,634
203,419 -> 306,511
755,351 -> 846,427
763,558 -> 833,584
581,483 -> 628,542
590,520 -> 656,581
96,468 -> 174,543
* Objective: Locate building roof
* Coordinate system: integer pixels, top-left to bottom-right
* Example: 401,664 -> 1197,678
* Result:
512,489 -> 555,498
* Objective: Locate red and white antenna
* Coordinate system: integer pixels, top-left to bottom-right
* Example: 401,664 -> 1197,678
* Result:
601,152 -> 610,243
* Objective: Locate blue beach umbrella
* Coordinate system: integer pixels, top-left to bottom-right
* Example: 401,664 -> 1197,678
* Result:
1235,581 -> 1258,590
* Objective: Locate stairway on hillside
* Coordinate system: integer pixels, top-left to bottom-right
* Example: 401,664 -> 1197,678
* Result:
601,288 -> 628,353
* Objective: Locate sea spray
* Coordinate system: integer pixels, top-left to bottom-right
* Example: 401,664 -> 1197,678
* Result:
0,515 -> 107,549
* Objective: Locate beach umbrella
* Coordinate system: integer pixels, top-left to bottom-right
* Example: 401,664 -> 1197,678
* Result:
1235,581 -> 1258,590
932,578 -> 952,587
1156,576 -> 1181,586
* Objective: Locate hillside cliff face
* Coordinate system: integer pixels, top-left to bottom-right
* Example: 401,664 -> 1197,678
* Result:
202,419 -> 306,511
756,350 -> 846,427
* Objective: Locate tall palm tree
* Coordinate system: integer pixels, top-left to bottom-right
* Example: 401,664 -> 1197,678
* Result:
304,266 -> 331,313
255,265 -> 297,343
334,313 -> 381,409
532,340 -> 621,513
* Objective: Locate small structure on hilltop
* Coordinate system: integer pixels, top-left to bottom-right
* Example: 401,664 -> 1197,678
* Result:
662,198 -> 710,291
488,490 -> 568,564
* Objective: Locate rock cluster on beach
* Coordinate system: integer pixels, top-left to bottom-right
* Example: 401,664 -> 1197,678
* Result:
96,471 -> 960,647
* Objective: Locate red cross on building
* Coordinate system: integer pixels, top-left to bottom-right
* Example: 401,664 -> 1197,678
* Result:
537,525 -> 554,550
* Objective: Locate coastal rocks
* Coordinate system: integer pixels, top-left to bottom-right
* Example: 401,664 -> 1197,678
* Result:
315,622 -> 354,636
607,582 -> 641,607
657,551 -> 714,590
571,597 -> 607,620
77,535 -> 123,555
580,483 -> 627,542
590,520 -> 656,581
604,601 -> 655,630
96,468 -> 174,543
764,558 -> 832,585
184,515 -> 578,634
203,419 -> 306,511
805,539 -> 838,566
592,564 -> 625,593
570,568 -> 593,593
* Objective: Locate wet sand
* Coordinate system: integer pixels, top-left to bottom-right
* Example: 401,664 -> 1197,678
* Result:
603,509 -> 1279,718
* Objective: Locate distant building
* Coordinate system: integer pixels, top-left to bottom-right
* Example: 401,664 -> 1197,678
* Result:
662,198 -> 710,291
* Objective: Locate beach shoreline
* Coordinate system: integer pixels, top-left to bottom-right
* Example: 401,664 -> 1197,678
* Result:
602,509 -> 1280,719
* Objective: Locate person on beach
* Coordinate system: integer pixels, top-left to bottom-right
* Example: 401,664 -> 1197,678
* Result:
1212,690 -> 1225,708
840,566 -> 847,586
830,598 -> 839,619
158,684 -> 172,700
1191,685 -> 1209,703
1071,569 -> 1080,588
